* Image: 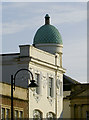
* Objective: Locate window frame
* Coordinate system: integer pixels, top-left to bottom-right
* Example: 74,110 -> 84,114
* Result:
19,111 -> 23,119
48,76 -> 54,98
6,108 -> 10,119
33,109 -> 43,119
1,107 -> 5,119
14,107 -> 24,119
35,71 -> 40,94
14,110 -> 18,119
1,105 -> 10,119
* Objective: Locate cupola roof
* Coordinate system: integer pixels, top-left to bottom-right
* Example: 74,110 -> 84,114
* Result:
33,14 -> 63,45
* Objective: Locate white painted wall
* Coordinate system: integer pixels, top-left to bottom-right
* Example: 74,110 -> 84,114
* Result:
1,45 -> 65,118
27,46 -> 65,118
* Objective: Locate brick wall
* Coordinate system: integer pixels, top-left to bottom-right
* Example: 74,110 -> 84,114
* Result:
0,95 -> 28,119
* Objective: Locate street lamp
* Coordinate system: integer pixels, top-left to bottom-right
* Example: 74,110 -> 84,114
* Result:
11,68 -> 38,120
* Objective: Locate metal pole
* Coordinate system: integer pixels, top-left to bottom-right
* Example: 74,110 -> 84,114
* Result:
10,69 -> 37,120
11,75 -> 13,120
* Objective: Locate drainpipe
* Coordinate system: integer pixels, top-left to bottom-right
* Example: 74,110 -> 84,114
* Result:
55,55 -> 57,118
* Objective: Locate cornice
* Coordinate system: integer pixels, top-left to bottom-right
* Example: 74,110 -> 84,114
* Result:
0,94 -> 28,101
30,57 -> 66,73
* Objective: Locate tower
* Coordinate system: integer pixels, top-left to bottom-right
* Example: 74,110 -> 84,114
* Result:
33,14 -> 63,67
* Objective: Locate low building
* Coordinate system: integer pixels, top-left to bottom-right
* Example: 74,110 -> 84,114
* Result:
0,82 -> 28,119
69,84 -> 89,119
63,75 -> 89,119
63,74 -> 79,119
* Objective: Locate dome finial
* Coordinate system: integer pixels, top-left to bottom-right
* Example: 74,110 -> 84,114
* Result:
45,14 -> 50,25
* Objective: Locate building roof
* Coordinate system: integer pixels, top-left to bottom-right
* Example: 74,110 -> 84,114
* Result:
63,74 -> 80,91
33,14 -> 63,45
63,74 -> 79,84
67,84 -> 89,99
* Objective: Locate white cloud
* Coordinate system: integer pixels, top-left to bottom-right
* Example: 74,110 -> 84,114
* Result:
2,22 -> 29,34
51,10 -> 86,25
2,15 -> 43,35
2,3 -> 87,35
2,2 -> 29,9
36,4 -> 87,24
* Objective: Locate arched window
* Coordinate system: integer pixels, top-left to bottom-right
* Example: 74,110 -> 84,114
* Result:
46,112 -> 56,119
33,109 -> 42,119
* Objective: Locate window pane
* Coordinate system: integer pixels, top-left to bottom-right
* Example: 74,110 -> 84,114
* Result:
1,108 -> 5,119
35,74 -> 39,83
35,73 -> 40,94
49,78 -> 53,97
49,78 -> 52,88
6,109 -> 10,119
15,110 -> 18,119
19,111 -> 23,118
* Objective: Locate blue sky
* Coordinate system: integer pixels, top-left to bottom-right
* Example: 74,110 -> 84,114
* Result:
1,2 -> 87,83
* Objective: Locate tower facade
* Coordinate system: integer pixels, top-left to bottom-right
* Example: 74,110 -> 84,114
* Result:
28,14 -> 65,118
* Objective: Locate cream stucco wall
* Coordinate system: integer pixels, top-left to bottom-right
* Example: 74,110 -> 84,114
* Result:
1,45 -> 65,118
27,46 -> 65,118
28,63 -> 63,118
0,82 -> 27,100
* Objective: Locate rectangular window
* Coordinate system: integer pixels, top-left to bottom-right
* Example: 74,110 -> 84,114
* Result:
48,77 -> 53,97
1,108 -> 5,119
19,111 -> 23,118
6,108 -> 10,120
35,73 -> 40,94
14,110 -> 18,119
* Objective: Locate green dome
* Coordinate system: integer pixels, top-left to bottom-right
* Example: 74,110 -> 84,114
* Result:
33,24 -> 63,45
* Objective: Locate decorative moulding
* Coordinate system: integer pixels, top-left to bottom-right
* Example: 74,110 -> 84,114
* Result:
47,96 -> 54,106
33,91 -> 41,103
